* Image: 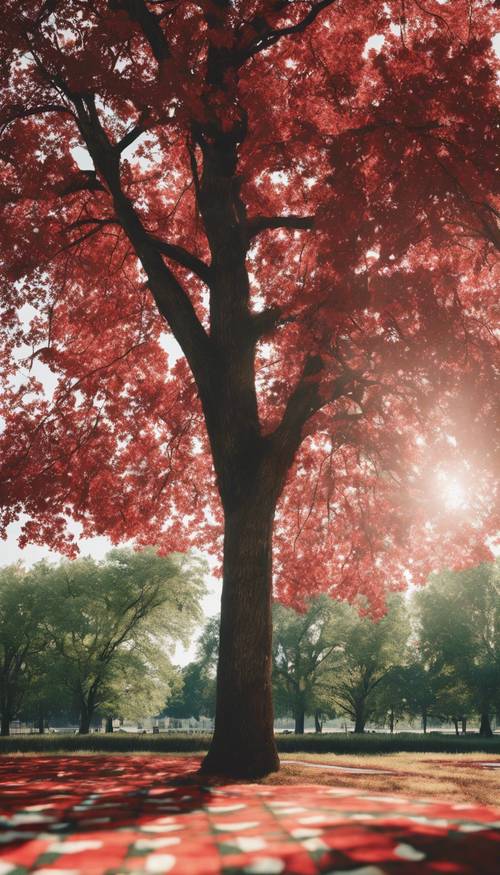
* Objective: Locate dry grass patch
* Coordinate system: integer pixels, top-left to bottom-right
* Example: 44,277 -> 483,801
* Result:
264,752 -> 500,807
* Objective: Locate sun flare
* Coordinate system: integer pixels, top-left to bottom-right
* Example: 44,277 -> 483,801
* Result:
438,474 -> 468,511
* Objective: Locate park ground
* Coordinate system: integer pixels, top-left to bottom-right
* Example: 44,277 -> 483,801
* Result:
0,751 -> 499,874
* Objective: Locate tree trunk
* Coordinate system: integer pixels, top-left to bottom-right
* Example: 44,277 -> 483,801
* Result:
461,717 -> 467,735
389,708 -> 394,734
479,712 -> 493,737
294,707 -> 305,735
314,710 -> 323,733
0,714 -> 10,736
422,711 -> 428,734
79,704 -> 92,735
354,709 -> 366,734
201,501 -> 279,778
38,707 -> 45,734
106,716 -> 114,733
453,717 -> 459,736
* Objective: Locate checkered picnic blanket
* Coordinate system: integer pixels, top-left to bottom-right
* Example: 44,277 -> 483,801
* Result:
0,755 -> 499,874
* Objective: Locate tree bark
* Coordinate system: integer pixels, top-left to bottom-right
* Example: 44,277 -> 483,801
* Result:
314,710 -> 323,733
479,712 -> 493,737
453,717 -> 459,736
354,711 -> 366,733
38,707 -> 45,734
389,708 -> 394,734
201,500 -> 279,778
79,704 -> 92,735
461,717 -> 467,735
106,716 -> 114,733
294,707 -> 305,735
0,714 -> 10,736
422,711 -> 428,734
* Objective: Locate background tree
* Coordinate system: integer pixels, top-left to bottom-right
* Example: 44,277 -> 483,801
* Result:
165,661 -> 216,723
400,657 -> 440,734
416,563 -> 500,736
18,649 -> 74,733
331,596 -> 409,733
164,614 -> 218,722
0,1 -> 498,776
37,548 -> 205,733
272,596 -> 351,733
0,565 -> 47,736
371,665 -> 409,734
99,641 -> 177,731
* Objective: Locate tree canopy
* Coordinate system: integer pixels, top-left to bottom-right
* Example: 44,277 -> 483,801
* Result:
0,0 -> 497,595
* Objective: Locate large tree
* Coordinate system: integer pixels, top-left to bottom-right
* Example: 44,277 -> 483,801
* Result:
0,2 -> 498,776
36,548 -> 205,733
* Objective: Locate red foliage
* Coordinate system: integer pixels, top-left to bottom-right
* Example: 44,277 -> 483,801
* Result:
0,1 -> 498,605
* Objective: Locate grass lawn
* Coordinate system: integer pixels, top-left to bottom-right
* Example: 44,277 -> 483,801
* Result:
268,752 -> 500,807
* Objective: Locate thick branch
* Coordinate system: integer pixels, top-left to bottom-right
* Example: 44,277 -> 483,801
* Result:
272,356 -> 359,457
150,236 -> 212,285
70,93 -> 214,389
109,0 -> 170,63
0,102 -> 74,135
239,0 -> 339,62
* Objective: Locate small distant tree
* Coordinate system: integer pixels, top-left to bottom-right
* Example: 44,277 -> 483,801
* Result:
164,615 -> 219,722
165,661 -> 216,722
36,548 -> 205,733
416,563 -> 500,736
332,596 -> 409,733
433,670 -> 473,735
401,657 -> 440,734
371,665 -> 408,734
0,565 -> 48,736
272,596 -> 352,734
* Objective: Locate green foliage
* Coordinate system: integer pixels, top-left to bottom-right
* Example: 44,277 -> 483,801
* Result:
3,549 -> 206,734
415,562 -> 500,734
272,595 -> 352,731
330,595 -> 410,732
164,616 -> 218,721
0,565 -> 49,733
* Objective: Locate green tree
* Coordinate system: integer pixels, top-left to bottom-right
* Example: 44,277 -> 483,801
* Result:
332,596 -> 409,733
401,657 -> 440,734
416,563 -> 500,737
272,596 -> 352,733
99,640 -> 177,731
165,616 -> 219,721
35,548 -> 206,733
371,665 -> 408,734
165,662 -> 216,722
0,565 -> 48,735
